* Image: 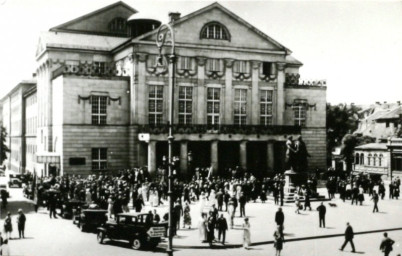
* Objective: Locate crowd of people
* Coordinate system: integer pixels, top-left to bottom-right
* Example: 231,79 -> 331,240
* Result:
1,164 -> 402,255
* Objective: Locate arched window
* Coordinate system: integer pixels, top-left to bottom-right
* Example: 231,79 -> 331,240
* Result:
355,153 -> 360,165
379,154 -> 383,166
373,154 -> 377,166
200,22 -> 230,41
368,154 -> 372,165
360,153 -> 364,165
109,17 -> 127,33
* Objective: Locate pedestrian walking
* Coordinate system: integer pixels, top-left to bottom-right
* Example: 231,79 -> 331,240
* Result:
216,214 -> 228,245
227,196 -> 237,229
242,217 -> 251,249
295,194 -> 301,214
16,209 -> 26,239
107,196 -> 114,218
3,213 -> 12,240
173,200 -> 183,233
380,232 -> 395,256
274,225 -> 285,256
239,192 -> 246,217
206,211 -> 215,247
275,207 -> 285,236
48,193 -> 57,218
339,222 -> 356,253
0,190 -> 7,209
0,239 -> 10,256
304,192 -> 312,211
316,202 -> 326,228
198,213 -> 207,242
358,186 -> 365,205
216,189 -> 224,211
372,190 -> 379,213
134,195 -> 144,213
183,202 -> 192,229
153,210 -> 160,223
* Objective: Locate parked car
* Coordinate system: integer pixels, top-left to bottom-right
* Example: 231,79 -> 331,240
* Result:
8,174 -> 22,188
97,213 -> 167,250
77,208 -> 108,232
61,199 -> 86,219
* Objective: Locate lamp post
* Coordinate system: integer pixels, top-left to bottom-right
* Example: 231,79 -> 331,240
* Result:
187,151 -> 193,181
155,23 -> 176,256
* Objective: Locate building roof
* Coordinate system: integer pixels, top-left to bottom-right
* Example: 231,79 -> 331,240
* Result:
37,31 -> 130,56
0,80 -> 36,103
50,1 -> 137,32
355,143 -> 388,150
133,2 -> 296,56
374,106 -> 402,121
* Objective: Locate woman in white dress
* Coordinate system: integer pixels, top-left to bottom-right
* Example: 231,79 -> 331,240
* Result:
243,217 -> 251,249
152,189 -> 159,207
209,189 -> 217,207
142,182 -> 150,203
198,213 -> 207,242
199,193 -> 206,214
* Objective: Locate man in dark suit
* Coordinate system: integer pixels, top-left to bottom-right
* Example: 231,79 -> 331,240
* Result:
380,232 -> 395,256
351,186 -> 359,205
275,207 -> 285,236
340,222 -> 356,252
316,202 -> 326,228
239,192 -> 247,217
216,214 -> 228,245
216,189 -> 224,211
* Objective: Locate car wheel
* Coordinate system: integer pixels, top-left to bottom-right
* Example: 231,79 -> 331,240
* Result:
97,232 -> 105,244
131,238 -> 142,250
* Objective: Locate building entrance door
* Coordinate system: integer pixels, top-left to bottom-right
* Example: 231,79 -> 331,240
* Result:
218,142 -> 240,176
247,142 -> 267,178
188,142 -> 211,177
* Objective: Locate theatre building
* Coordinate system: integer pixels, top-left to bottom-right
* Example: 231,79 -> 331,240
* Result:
0,1 -> 327,177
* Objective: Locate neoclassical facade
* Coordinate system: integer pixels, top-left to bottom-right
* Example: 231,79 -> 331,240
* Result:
1,2 -> 327,176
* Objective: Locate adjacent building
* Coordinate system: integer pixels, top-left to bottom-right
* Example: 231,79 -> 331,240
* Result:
0,1 -> 327,176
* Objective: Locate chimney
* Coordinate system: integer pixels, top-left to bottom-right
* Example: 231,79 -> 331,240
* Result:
375,101 -> 381,105
169,12 -> 181,24
32,73 -> 36,78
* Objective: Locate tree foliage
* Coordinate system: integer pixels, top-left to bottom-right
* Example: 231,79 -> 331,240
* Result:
326,103 -> 361,165
0,126 -> 10,165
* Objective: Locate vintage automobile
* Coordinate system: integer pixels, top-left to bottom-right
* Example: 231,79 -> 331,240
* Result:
61,199 -> 86,219
97,213 -> 167,250
8,174 -> 23,188
77,208 -> 108,232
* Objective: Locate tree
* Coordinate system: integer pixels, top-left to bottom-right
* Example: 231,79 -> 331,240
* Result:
326,103 -> 361,165
340,133 -> 375,173
0,126 -> 10,165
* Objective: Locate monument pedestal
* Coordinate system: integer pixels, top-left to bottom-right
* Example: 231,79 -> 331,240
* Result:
268,170 -> 328,203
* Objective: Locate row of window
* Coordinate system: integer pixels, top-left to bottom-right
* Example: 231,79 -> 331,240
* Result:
26,144 -> 37,154
355,153 -> 384,167
89,87 -> 307,126
26,116 -> 37,135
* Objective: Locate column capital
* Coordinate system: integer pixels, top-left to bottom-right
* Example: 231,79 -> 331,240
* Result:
137,53 -> 148,62
277,62 -> 286,71
225,59 -> 235,68
196,56 -> 207,66
251,60 -> 260,70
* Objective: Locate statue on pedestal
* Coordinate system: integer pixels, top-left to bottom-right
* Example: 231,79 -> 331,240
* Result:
285,136 -> 297,171
285,135 -> 310,172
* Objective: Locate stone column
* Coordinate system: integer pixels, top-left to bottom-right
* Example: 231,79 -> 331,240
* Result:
267,141 -> 275,171
128,53 -> 137,124
138,142 -> 147,167
276,63 -> 286,125
224,59 -> 234,124
240,141 -> 247,169
147,141 -> 156,174
196,57 -> 206,124
251,61 -> 260,125
210,140 -> 218,174
137,53 -> 148,124
180,141 -> 188,177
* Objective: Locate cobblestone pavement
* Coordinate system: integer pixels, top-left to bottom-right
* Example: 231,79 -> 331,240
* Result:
2,187 -> 402,256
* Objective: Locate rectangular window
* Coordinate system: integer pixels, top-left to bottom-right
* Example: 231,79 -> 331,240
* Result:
206,59 -> 223,72
179,57 -> 191,70
234,89 -> 247,125
234,61 -> 250,74
260,90 -> 273,125
178,86 -> 193,124
207,88 -> 221,125
92,148 -> 107,171
293,104 -> 306,127
148,85 -> 164,125
262,62 -> 272,76
93,61 -> 106,74
92,96 -> 107,125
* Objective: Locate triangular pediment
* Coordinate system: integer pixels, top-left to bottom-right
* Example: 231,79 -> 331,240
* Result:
136,2 -> 290,53
50,1 -> 136,37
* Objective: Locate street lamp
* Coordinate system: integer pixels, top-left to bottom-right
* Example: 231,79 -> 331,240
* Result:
155,23 -> 176,256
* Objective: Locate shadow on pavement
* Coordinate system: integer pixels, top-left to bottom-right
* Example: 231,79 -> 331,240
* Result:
1,200 -> 34,218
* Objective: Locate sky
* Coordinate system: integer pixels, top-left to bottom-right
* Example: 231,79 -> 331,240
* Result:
0,0 -> 401,105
